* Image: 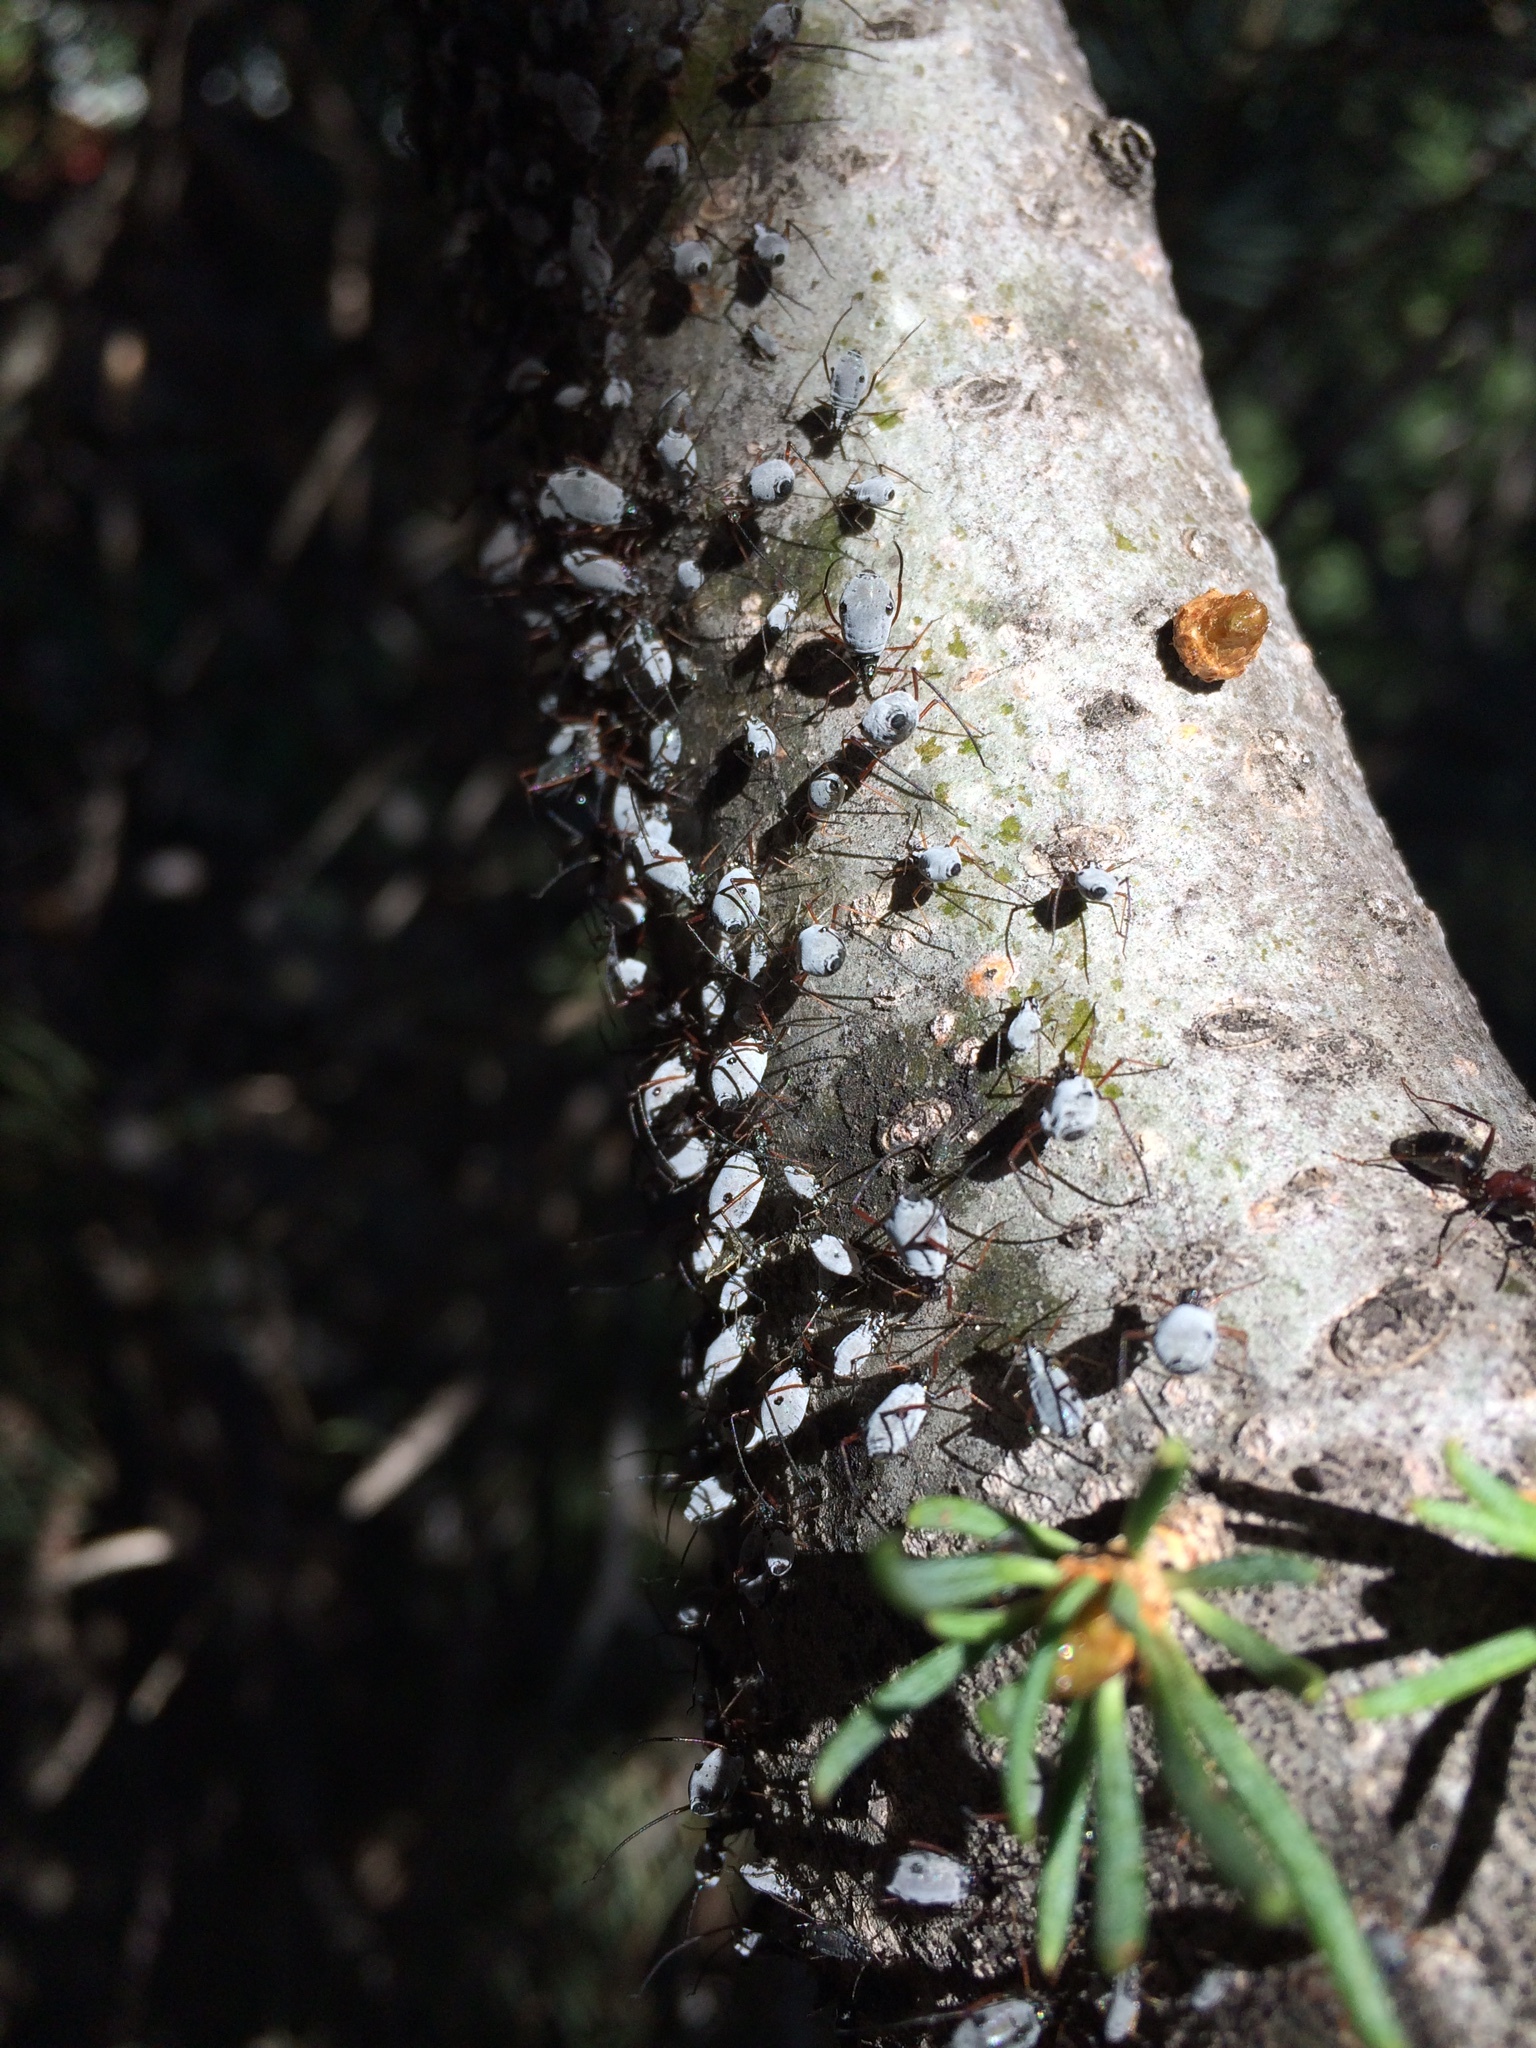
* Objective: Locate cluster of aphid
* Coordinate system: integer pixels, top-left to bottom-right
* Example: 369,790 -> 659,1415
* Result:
465,0 -> 1516,2036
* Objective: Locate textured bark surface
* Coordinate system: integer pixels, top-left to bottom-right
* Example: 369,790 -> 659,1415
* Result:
427,1 -> 1536,2040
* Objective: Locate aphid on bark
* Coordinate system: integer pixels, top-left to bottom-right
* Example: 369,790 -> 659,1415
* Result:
711,865 -> 761,930
950,1998 -> 1043,2048
1116,1285 -> 1253,1387
787,301 -> 924,450
741,716 -> 778,761
683,1473 -> 735,1521
746,454 -> 797,505
674,558 -> 705,599
796,922 -> 846,978
709,1037 -> 769,1106
809,1232 -> 858,1277
645,137 -> 688,179
836,567 -> 897,680
708,1151 -> 766,1232
538,464 -> 628,527
866,1379 -> 927,1455
743,1366 -> 810,1448
884,1191 -> 948,1283
1171,587 -> 1269,683
561,548 -> 637,596
688,1745 -> 744,1814
670,237 -> 712,282
745,321 -> 780,361
859,688 -> 920,750
656,423 -> 698,481
886,1849 -> 971,1905
698,1322 -> 749,1394
831,1315 -> 881,1378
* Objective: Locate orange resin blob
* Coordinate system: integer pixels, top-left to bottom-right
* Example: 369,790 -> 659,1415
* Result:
1171,588 -> 1269,683
1047,1546 -> 1175,1701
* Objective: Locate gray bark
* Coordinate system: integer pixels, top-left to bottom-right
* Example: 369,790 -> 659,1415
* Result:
468,0 -> 1536,2039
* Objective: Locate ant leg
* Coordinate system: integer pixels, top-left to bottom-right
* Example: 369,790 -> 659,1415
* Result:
1116,1326 -> 1152,1390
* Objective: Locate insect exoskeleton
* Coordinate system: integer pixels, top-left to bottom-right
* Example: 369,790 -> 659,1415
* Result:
809,1232 -> 858,1277
674,558 -> 705,599
1004,997 -> 1042,1056
746,1 -> 801,61
750,221 -> 791,271
644,138 -> 688,180
687,1747 -> 744,1815
828,346 -> 871,430
698,1320 -> 751,1393
843,472 -> 897,511
561,548 -> 637,596
913,843 -> 962,884
620,619 -> 673,691
805,768 -> 847,818
838,569 -> 896,677
884,1192 -> 948,1281
711,866 -> 762,931
741,717 -> 777,761
670,238 -> 712,282
830,1315 -> 881,1378
796,923 -> 846,977
1023,1345 -> 1085,1437
1040,1071 -> 1099,1141
537,465 -> 627,526
746,322 -> 780,361
647,722 -> 682,776
1152,1297 -> 1219,1375
1171,587 -> 1269,684
745,1367 -> 811,1448
866,1379 -> 927,1455
637,1050 -> 694,1129
683,1474 -> 735,1522
708,1151 -> 766,1232
859,689 -> 919,750
709,1038 -> 769,1106
656,425 -> 698,480
1074,863 -> 1118,904
746,455 -> 796,505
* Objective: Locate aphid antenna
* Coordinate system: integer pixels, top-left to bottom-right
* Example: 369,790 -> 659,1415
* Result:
865,318 -> 926,401
639,1923 -> 744,1995
782,36 -> 886,61
587,1803 -> 694,1880
871,762 -> 960,816
783,215 -> 836,280
919,670 -> 992,771
784,294 -> 864,419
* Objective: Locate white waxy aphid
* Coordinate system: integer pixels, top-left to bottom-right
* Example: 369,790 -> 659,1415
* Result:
670,239 -> 711,281
951,1999 -> 1043,2048
887,1850 -> 971,1906
689,1227 -> 728,1281
674,558 -> 705,598
645,139 -> 687,178
745,934 -> 770,980
635,810 -> 694,898
605,952 -> 647,1001
914,844 -> 962,884
655,42 -> 684,76
828,347 -> 871,427
748,1368 -> 810,1448
1040,1072 -> 1099,1142
747,323 -> 780,361
648,722 -> 682,774
885,1193 -> 948,1282
838,570 -> 896,670
783,1163 -> 821,1200
639,1051 -> 693,1126
764,588 -> 799,636
553,383 -> 588,410
832,1318 -> 879,1379
609,782 -> 644,839
1025,1347 -> 1085,1438
747,1 -> 801,57
1153,1299 -> 1219,1376
806,769 -> 847,815
737,1861 -> 800,1903
809,1233 -> 855,1277
866,1381 -> 927,1456
742,718 -> 777,760
683,1474 -> 734,1522
688,1745 -> 743,1813
708,1152 -> 765,1232
574,630 -> 613,681
568,197 -> 612,295
860,691 -> 919,749
710,1039 -> 769,1106
718,1270 -> 754,1316
1104,1967 -> 1141,2045
751,222 -> 791,269
711,866 -> 761,931
711,867 -> 761,932
748,456 -> 796,505
847,474 -> 897,509
1075,864 -> 1118,903
601,376 -> 632,409
611,891 -> 647,932
656,426 -> 698,478
532,466 -> 622,528
507,356 -> 549,394
699,979 -> 726,1023
662,1133 -> 711,1183
797,924 -> 846,977
479,520 -> 532,584
562,548 -> 635,595
622,620 -> 674,691
1005,999 -> 1041,1055
698,1323 -> 748,1393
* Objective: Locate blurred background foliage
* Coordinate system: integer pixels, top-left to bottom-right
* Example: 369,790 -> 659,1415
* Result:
0,0 -> 1528,2045
1069,0 -> 1536,1075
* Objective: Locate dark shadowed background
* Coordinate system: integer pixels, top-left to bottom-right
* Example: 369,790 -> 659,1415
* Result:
0,0 -> 1526,2043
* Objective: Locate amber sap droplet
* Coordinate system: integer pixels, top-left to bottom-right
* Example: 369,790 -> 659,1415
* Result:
1051,1597 -> 1137,1700
1171,587 -> 1269,684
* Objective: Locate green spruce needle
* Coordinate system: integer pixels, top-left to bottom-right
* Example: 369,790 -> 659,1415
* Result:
1089,1675 -> 1148,1974
1348,1627 -> 1536,1720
